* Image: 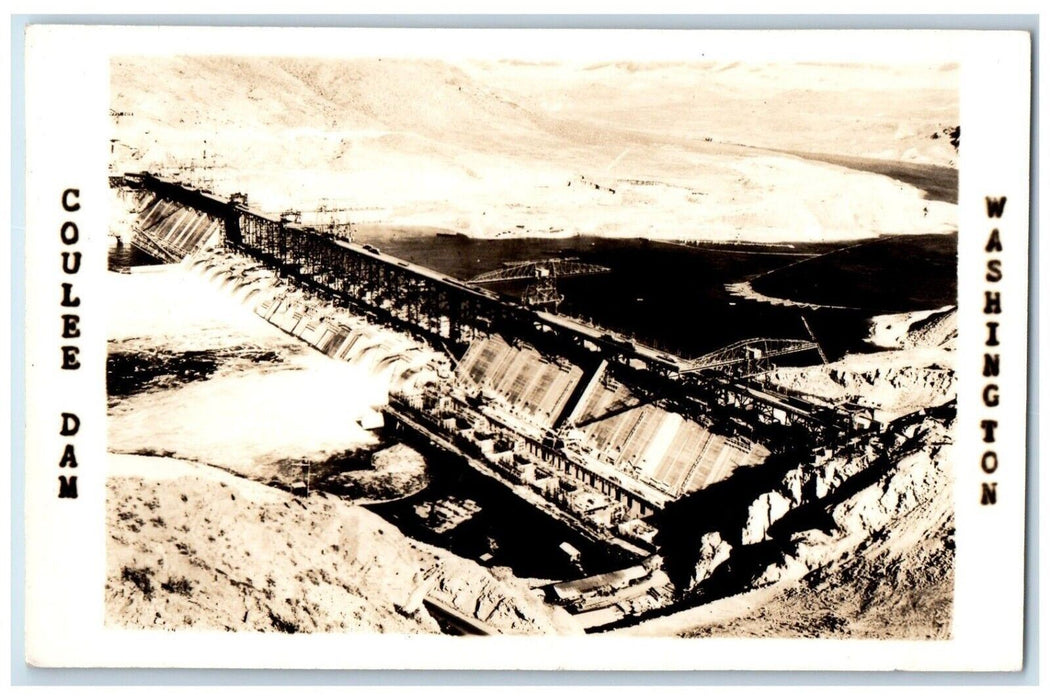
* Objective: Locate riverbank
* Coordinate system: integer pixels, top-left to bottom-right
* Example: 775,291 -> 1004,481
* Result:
726,280 -> 858,311
106,453 -> 578,635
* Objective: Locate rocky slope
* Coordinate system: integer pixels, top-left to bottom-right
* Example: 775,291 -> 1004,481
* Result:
680,409 -> 954,639
764,308 -> 956,421
868,305 -> 958,351
640,311 -> 956,639
764,352 -> 954,422
106,454 -> 577,635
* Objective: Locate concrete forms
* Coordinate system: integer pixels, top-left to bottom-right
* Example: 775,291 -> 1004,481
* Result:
447,331 -> 771,514
384,333 -> 770,556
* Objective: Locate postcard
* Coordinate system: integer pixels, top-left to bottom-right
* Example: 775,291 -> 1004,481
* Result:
21,25 -> 1031,670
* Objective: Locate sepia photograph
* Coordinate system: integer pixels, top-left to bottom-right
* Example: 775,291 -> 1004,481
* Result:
104,54 -> 958,638
19,24 -> 1031,672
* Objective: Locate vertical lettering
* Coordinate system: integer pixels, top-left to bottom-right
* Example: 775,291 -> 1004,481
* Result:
984,291 -> 1002,314
60,346 -> 80,370
985,196 -> 1007,218
59,221 -> 79,245
981,451 -> 998,474
986,259 -> 1002,282
59,444 -> 78,469
58,476 -> 78,499
985,228 -> 1003,252
61,314 -> 80,338
986,321 -> 1000,346
59,187 -> 83,500
60,282 -> 80,307
60,251 -> 81,274
60,412 -> 80,436
61,188 -> 80,212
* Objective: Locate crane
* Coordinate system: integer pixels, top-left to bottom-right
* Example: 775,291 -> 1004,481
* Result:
801,314 -> 829,365
467,257 -> 611,311
678,338 -> 821,377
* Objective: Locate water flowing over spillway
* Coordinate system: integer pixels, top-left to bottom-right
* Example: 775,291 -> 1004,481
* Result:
189,249 -> 448,396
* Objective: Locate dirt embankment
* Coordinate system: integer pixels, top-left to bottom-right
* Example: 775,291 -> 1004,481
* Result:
638,308 -> 956,640
765,353 -> 954,420
868,305 -> 957,351
633,407 -> 953,640
106,454 -> 577,635
680,410 -> 954,639
764,308 -> 956,420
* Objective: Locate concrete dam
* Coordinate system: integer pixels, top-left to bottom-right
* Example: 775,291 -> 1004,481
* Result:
113,173 -> 878,627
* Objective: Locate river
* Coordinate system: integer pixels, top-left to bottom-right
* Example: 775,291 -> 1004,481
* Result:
353,229 -> 957,360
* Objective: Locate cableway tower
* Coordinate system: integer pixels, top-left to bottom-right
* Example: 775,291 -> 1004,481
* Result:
468,258 -> 612,311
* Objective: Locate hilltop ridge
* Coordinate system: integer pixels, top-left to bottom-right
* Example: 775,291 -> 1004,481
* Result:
111,57 -> 958,242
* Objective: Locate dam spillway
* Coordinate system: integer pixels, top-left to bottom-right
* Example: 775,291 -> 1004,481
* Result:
113,172 -> 873,557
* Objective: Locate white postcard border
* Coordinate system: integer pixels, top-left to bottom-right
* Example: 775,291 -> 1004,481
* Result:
22,25 -> 1031,671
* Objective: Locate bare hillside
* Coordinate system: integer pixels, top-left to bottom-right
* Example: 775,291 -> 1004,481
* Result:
111,57 -> 958,241
107,454 -> 577,635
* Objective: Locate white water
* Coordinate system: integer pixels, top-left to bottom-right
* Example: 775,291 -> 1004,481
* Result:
107,264 -> 393,480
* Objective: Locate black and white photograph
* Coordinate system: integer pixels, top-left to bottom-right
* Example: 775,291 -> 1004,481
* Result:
20,25 -> 1031,672
103,52 -> 960,638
